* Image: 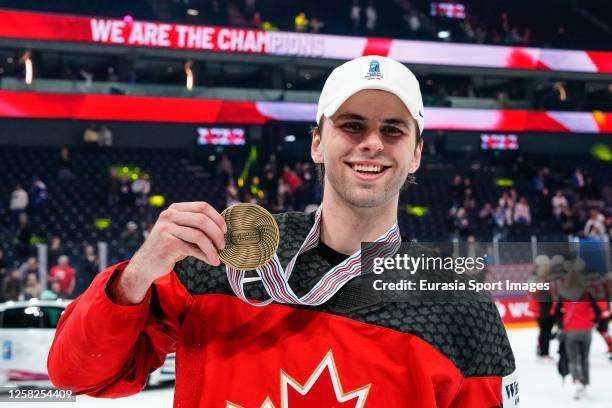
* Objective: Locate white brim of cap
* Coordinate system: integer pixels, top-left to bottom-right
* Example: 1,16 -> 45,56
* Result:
319,83 -> 424,134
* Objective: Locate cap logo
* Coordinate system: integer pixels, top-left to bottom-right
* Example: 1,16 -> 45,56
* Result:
365,60 -> 383,80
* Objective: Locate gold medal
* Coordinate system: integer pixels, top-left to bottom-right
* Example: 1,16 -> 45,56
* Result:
220,203 -> 280,271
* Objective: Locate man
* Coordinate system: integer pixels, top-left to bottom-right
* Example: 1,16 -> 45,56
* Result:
48,255 -> 76,298
48,56 -> 518,407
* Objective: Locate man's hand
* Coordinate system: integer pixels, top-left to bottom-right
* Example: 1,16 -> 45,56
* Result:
112,202 -> 227,305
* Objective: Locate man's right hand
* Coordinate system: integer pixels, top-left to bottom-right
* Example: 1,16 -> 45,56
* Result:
112,202 -> 227,305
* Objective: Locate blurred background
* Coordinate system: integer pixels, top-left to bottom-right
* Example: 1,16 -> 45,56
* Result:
0,0 -> 611,406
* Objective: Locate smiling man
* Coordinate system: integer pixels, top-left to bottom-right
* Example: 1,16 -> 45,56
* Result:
48,56 -> 518,407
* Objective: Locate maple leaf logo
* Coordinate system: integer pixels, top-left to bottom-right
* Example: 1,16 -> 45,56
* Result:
227,350 -> 371,408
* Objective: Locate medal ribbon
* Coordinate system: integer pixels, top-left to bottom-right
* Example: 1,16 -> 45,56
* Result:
226,206 -> 401,307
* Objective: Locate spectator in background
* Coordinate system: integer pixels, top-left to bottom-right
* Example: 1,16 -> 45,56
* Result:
57,147 -> 75,179
106,167 -> 120,206
76,244 -> 99,296
365,0 -> 377,32
583,175 -> 601,201
552,190 -> 569,220
99,125 -> 113,147
514,197 -> 532,226
448,175 -> 464,207
572,168 -> 585,195
48,255 -> 76,298
22,273 -> 42,300
30,176 -> 47,210
2,268 -> 22,301
0,249 -> 7,282
83,124 -> 100,146
294,12 -> 308,32
18,257 -> 38,280
250,12 -> 263,29
584,210 -> 607,240
119,174 -> 133,206
350,0 -> 361,32
217,154 -> 234,186
226,181 -> 240,207
244,0 -> 256,15
9,182 -> 28,223
309,16 -> 324,33
41,281 -> 63,300
537,187 -> 553,221
120,221 -> 142,258
555,260 -> 601,400
407,11 -> 421,32
132,173 -> 151,207
47,236 -> 64,269
14,213 -> 31,261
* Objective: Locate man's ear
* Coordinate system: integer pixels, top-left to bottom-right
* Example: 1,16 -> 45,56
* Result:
311,127 -> 324,164
409,138 -> 423,173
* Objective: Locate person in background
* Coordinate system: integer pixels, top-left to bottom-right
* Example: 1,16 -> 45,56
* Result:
552,190 -> 569,220
57,147 -> 75,179
83,124 -> 100,146
0,249 -> 7,285
14,213 -> 32,261
48,255 -> 76,298
9,182 -> 28,224
294,12 -> 308,32
528,255 -> 554,361
132,174 -> 151,207
365,0 -> 377,32
2,268 -> 22,301
29,176 -> 48,211
106,168 -> 120,206
217,154 -> 233,186
22,273 -> 42,300
584,209 -> 607,240
350,0 -> 361,32
47,236 -> 64,270
18,257 -> 38,280
555,260 -> 602,400
120,221 -> 142,258
41,281 -> 63,300
76,245 -> 100,296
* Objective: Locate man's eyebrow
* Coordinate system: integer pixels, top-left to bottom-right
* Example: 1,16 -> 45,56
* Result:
333,113 -> 367,121
381,118 -> 411,127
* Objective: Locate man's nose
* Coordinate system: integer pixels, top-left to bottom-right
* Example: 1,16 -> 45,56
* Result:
358,130 -> 384,153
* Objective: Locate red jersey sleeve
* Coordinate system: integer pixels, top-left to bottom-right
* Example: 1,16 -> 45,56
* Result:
47,261 -> 192,398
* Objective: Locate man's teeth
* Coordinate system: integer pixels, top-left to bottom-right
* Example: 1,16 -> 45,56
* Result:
352,164 -> 383,173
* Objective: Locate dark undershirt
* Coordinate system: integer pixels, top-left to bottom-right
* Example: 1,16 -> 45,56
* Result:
316,239 -> 351,267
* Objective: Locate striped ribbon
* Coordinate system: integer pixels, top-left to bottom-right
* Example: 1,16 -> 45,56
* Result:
226,206 -> 402,307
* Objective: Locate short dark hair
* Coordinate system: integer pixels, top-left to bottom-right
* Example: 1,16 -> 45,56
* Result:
310,116 -> 423,189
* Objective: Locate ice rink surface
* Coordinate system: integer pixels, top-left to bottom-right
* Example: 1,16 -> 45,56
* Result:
15,327 -> 612,407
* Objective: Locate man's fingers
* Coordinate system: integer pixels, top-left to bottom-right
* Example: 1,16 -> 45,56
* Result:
167,210 -> 226,251
175,240 -> 212,265
169,202 -> 227,234
168,225 -> 220,266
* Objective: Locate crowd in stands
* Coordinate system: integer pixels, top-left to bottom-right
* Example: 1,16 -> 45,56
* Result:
447,163 -> 611,242
1,0 -> 611,50
2,141 -> 611,302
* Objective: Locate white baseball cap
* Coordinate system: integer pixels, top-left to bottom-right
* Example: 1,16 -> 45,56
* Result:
316,55 -> 425,134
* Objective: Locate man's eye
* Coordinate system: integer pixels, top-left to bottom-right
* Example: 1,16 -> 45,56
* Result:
341,122 -> 364,132
381,126 -> 403,136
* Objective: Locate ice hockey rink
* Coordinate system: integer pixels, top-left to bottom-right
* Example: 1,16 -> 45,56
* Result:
16,327 -> 612,408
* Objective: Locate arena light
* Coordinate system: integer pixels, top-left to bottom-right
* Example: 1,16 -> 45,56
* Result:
437,30 -> 450,39
495,179 -> 514,187
21,51 -> 33,85
405,205 -> 429,217
284,135 -> 296,142
94,218 -> 111,230
187,9 -> 199,16
148,195 -> 166,207
591,144 -> 612,161
185,60 -> 194,91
